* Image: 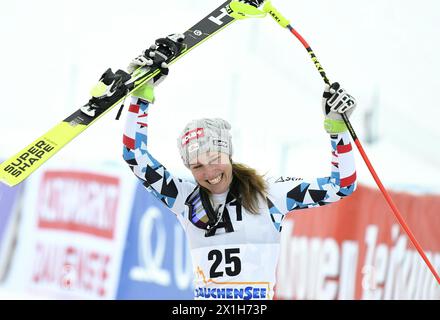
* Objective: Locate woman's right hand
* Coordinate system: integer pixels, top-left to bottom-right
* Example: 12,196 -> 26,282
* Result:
128,33 -> 184,74
129,33 -> 185,102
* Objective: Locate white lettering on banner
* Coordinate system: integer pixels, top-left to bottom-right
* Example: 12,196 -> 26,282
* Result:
338,241 -> 359,300
32,242 -> 110,298
307,238 -> 321,299
295,237 -> 308,300
130,207 -> 170,285
129,207 -> 192,290
277,223 -> 440,300
37,172 -> 119,239
362,225 -> 379,298
317,239 -> 339,299
277,221 -> 356,300
362,225 -> 440,300
383,225 -> 407,299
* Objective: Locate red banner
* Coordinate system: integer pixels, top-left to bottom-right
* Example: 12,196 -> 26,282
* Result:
37,171 -> 119,239
8,169 -> 131,299
275,184 -> 440,300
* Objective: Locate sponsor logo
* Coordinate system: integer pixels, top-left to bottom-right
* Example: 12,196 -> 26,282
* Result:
194,267 -> 271,300
181,128 -> 204,146
275,176 -> 303,183
194,286 -> 268,300
188,143 -> 200,153
194,30 -> 202,36
213,139 -> 228,148
3,140 -> 55,177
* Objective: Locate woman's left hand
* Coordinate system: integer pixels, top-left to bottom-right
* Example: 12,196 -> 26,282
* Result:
322,82 -> 357,120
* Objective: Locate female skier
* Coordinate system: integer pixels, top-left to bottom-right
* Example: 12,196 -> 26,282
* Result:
121,36 -> 357,300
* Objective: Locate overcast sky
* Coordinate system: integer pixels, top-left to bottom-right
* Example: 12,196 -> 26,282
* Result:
1,0 -> 439,193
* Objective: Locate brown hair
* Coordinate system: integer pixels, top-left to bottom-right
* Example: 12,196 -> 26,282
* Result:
231,162 -> 267,214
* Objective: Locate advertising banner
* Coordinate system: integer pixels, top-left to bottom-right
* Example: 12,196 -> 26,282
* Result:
5,166 -> 134,299
276,185 -> 440,300
116,182 -> 193,300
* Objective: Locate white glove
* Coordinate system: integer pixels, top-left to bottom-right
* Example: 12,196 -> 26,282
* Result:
322,82 -> 357,120
322,82 -> 357,134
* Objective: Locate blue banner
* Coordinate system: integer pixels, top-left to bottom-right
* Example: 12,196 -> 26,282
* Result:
116,182 -> 194,299
0,182 -> 22,248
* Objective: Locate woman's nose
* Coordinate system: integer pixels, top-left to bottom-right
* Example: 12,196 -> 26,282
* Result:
203,166 -> 217,179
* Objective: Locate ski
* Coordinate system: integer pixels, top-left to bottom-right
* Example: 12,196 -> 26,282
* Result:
0,0 -> 242,187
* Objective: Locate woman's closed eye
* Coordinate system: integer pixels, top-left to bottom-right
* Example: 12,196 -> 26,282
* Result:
208,156 -> 221,165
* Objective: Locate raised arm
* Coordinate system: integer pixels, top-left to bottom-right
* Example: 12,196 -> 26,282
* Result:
268,82 -> 357,215
122,35 -> 197,215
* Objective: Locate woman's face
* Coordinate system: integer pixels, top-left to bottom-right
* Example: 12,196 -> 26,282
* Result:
189,152 -> 233,194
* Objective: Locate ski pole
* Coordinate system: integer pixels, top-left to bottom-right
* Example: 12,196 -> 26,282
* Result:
262,0 -> 440,285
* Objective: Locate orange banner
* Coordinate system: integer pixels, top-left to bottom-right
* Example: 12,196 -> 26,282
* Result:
275,184 -> 440,300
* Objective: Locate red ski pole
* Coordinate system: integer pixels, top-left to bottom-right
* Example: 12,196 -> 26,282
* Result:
262,1 -> 440,285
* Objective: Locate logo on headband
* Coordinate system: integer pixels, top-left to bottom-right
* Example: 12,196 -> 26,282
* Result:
181,128 -> 204,146
213,139 -> 228,148
188,143 -> 200,153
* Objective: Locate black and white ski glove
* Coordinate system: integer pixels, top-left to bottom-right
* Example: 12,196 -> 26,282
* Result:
236,0 -> 265,7
322,82 -> 357,134
128,33 -> 185,102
